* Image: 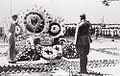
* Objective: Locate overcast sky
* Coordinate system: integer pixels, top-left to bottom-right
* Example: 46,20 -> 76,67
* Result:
0,0 -> 120,24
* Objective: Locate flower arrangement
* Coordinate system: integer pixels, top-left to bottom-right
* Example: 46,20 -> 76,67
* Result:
24,12 -> 45,33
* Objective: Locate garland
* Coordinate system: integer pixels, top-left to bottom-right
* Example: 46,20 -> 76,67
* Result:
0,63 -> 53,74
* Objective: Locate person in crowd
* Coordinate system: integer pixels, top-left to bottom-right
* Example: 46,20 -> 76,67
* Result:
8,15 -> 18,63
102,27 -> 105,37
105,28 -> 107,37
3,33 -> 7,43
107,28 -> 109,37
74,13 -> 92,74
99,27 -> 102,37
114,27 -> 117,38
95,27 -> 99,39
116,28 -> 119,38
110,27 -> 114,41
117,28 -> 120,37
108,28 -> 111,37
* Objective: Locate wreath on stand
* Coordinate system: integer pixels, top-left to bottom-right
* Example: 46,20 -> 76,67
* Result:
24,12 -> 45,33
48,23 -> 61,36
41,45 -> 62,60
15,24 -> 23,36
15,7 -> 66,61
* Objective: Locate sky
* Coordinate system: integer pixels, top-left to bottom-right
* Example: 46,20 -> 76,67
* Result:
0,0 -> 120,24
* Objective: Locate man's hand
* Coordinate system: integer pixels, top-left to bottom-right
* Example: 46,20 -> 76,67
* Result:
73,41 -> 76,46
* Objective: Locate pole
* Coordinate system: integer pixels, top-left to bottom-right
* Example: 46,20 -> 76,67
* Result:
10,0 -> 12,16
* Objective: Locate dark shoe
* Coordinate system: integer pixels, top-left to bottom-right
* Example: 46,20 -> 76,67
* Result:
8,61 -> 16,64
112,39 -> 114,41
77,71 -> 88,74
77,72 -> 81,74
80,70 -> 88,74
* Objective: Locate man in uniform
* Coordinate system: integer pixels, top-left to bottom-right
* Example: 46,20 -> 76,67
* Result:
74,13 -> 92,73
8,15 -> 18,63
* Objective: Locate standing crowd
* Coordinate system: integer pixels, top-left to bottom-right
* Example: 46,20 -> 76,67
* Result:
94,27 -> 120,40
64,24 -> 120,40
0,31 -> 8,43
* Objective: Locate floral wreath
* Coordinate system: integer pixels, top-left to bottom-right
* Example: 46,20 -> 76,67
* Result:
15,7 -> 66,60
41,45 -> 62,59
24,12 -> 45,33
48,22 -> 61,36
15,24 -> 23,36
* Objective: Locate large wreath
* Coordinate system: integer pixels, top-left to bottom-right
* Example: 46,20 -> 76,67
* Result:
15,24 -> 23,36
24,12 -> 45,33
41,45 -> 62,59
48,23 -> 61,36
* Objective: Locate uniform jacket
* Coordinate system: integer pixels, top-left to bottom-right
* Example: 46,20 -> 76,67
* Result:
75,20 -> 92,46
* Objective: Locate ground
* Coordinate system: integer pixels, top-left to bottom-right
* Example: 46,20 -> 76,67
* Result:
0,37 -> 120,76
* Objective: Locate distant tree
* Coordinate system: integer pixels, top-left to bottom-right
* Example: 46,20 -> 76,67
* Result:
102,0 -> 110,6
102,0 -> 119,6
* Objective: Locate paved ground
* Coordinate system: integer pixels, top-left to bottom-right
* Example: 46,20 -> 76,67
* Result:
88,38 -> 120,76
0,38 -> 120,76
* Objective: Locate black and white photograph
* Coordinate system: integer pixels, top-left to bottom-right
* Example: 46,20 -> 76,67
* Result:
0,0 -> 120,76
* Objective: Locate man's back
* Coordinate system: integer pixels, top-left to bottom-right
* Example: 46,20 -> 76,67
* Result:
76,21 -> 91,46
77,21 -> 90,36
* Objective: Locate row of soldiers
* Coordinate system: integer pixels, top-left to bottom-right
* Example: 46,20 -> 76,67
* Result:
64,26 -> 76,37
94,27 -> 120,39
64,25 -> 120,39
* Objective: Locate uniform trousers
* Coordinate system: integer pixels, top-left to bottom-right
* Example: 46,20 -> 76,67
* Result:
76,44 -> 89,73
